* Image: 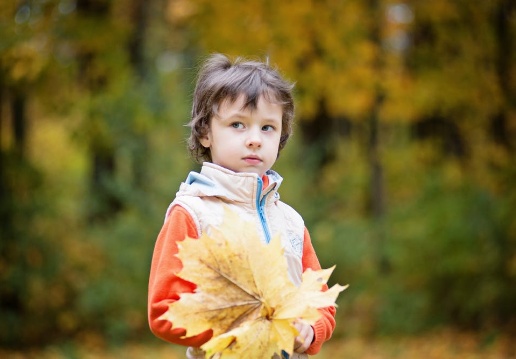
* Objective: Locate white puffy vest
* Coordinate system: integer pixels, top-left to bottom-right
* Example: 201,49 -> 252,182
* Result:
168,163 -> 305,286
173,164 -> 308,359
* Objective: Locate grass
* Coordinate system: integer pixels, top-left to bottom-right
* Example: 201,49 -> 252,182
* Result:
1,330 -> 514,358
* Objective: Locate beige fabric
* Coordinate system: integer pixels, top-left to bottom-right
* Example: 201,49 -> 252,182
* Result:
170,163 -> 305,286
175,164 -> 308,359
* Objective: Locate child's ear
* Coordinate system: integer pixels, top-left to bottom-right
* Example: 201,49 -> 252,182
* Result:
199,135 -> 211,148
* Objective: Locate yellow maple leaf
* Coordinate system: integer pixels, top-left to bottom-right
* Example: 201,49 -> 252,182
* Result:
160,208 -> 347,358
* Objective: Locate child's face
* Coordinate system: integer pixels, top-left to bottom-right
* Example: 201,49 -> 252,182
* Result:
200,94 -> 283,177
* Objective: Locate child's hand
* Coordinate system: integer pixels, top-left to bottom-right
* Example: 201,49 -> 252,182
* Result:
293,319 -> 314,353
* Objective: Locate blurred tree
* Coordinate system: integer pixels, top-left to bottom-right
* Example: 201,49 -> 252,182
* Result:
127,0 -> 151,189
1,0 -> 168,347
165,0 -> 394,271
0,0 -> 514,347
404,0 -> 516,330
73,0 -> 124,221
167,0 -> 516,333
0,0 -> 57,346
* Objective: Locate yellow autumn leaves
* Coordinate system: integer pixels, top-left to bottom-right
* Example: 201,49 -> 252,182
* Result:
160,209 -> 347,358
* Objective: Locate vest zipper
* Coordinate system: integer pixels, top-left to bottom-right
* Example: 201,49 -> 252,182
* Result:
256,177 -> 272,244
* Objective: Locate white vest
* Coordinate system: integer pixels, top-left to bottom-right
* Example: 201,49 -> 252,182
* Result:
167,162 -> 305,286
172,164 -> 308,358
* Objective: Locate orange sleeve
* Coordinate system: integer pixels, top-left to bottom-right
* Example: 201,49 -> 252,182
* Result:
301,227 -> 337,355
147,205 -> 213,346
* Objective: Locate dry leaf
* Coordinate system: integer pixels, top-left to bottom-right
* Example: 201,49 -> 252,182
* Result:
160,208 -> 347,358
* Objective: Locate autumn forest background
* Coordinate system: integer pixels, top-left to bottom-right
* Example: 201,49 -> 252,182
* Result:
1,0 -> 515,358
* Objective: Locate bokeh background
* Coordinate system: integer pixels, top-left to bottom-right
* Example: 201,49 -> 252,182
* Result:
1,0 -> 515,358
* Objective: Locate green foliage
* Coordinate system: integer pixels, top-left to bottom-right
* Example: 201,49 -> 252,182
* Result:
0,150 -> 85,346
385,177 -> 516,332
1,0 -> 515,350
305,164 -> 516,335
76,207 -> 158,342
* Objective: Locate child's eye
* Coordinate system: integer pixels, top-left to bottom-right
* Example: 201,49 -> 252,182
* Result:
262,125 -> 276,132
231,122 -> 244,129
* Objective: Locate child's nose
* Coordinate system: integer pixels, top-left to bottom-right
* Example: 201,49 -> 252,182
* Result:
246,128 -> 262,147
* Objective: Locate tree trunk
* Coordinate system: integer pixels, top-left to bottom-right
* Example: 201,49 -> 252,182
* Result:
0,85 -> 8,236
128,0 -> 150,189
298,99 -> 338,172
367,0 -> 389,274
491,0 -> 516,329
88,145 -> 123,222
491,0 -> 515,151
128,0 -> 149,80
11,90 -> 27,158
76,0 -> 122,221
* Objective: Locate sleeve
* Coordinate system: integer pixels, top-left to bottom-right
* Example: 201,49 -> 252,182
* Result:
147,205 -> 213,346
301,227 -> 337,355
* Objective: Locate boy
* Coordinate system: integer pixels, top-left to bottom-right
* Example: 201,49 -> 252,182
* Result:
148,54 -> 336,358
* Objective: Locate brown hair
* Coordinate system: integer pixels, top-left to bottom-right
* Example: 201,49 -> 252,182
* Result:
187,53 -> 295,163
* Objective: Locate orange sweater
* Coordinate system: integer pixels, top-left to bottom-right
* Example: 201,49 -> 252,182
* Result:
148,205 -> 337,355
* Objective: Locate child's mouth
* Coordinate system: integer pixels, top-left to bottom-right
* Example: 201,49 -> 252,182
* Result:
244,156 -> 262,165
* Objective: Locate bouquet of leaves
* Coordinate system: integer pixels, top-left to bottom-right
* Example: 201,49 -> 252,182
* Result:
160,209 -> 347,358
